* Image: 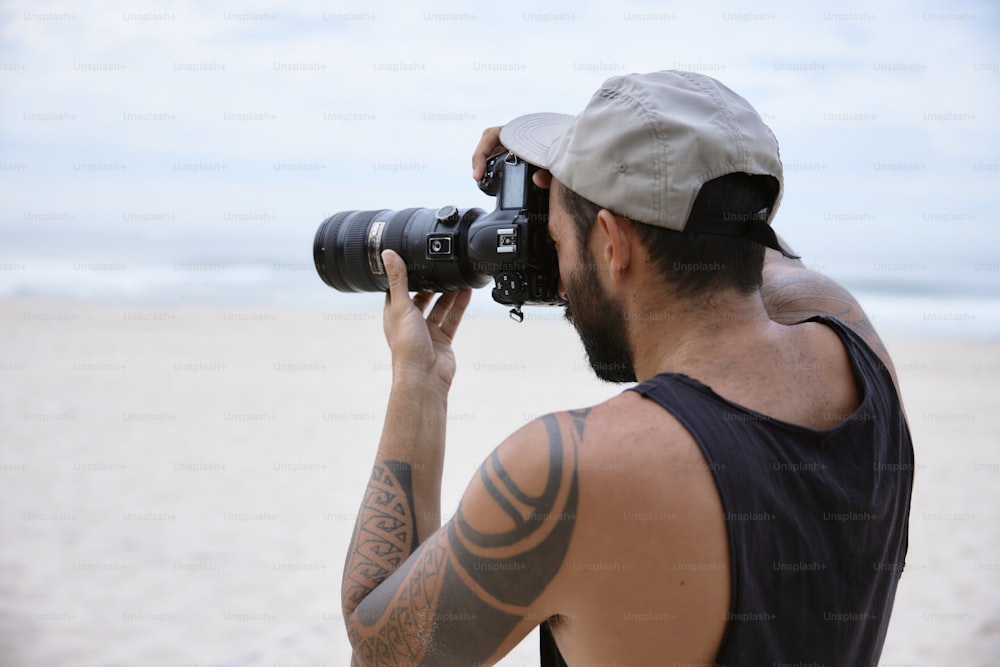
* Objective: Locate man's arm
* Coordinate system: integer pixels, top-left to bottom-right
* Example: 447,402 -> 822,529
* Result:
341,250 -> 468,624
339,380 -> 447,619
344,409 -> 585,666
340,249 -> 581,665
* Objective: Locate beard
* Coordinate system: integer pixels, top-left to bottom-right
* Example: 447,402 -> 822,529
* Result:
563,264 -> 637,383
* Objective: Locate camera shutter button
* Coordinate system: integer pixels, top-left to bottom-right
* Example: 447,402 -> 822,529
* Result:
435,205 -> 460,225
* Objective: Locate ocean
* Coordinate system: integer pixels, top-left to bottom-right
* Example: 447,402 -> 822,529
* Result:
2,222 -> 998,341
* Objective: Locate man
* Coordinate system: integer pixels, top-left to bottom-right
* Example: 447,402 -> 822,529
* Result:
340,70 -> 914,666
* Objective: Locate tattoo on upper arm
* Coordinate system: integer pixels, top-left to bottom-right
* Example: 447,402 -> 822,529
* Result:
761,262 -> 890,361
346,410 -> 589,665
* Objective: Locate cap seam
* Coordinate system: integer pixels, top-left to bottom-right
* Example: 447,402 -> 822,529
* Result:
685,71 -> 749,169
610,87 -> 664,225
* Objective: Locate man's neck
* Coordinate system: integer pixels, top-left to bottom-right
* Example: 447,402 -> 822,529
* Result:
626,289 -> 775,383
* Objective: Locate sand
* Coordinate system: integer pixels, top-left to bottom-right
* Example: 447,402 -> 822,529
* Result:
1,297 -> 997,666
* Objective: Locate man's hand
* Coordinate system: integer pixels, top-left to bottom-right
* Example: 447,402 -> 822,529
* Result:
472,126 -> 504,181
472,125 -> 553,190
382,249 -> 472,391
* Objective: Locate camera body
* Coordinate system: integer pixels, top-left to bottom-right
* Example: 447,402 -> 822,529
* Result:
313,152 -> 565,314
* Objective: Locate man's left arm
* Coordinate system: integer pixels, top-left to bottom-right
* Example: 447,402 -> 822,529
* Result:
341,249 -> 467,622
340,376 -> 448,620
340,250 -> 580,666
343,408 -> 584,666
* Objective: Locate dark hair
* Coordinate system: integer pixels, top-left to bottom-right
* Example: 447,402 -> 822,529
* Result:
559,173 -> 776,301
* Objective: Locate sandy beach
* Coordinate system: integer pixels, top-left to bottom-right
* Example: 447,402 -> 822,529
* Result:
1,297 -> 998,666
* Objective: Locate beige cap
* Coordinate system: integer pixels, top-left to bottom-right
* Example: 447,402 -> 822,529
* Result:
500,70 -> 787,249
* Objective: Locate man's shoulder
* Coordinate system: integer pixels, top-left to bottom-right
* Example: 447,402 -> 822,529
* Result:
505,392 -> 693,460
527,395 -> 732,663
530,393 -> 710,499
577,390 -> 697,450
478,394 -> 699,518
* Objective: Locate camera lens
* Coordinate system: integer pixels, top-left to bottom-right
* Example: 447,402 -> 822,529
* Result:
313,207 -> 491,294
313,210 -> 388,292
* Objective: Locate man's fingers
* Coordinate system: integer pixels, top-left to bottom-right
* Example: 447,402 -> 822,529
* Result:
439,289 -> 472,340
425,290 -> 453,324
411,291 -> 434,314
472,126 -> 504,180
425,289 -> 472,341
532,169 -> 553,189
384,248 -> 469,339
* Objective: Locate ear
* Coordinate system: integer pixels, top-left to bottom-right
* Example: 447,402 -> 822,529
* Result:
596,209 -> 633,285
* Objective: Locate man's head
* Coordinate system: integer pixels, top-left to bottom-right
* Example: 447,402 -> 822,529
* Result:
550,178 -> 637,383
500,70 -> 789,381
500,70 -> 786,246
559,172 -> 776,301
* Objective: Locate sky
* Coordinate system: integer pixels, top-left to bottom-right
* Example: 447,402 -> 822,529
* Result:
0,0 -> 998,318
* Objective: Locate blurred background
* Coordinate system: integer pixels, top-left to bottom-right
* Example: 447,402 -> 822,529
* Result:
2,1 -> 999,665
1,0 -> 998,334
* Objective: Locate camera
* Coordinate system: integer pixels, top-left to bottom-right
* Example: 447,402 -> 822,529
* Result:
312,152 -> 565,320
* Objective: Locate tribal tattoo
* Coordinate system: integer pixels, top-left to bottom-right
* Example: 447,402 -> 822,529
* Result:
761,260 -> 891,362
342,409 -> 589,666
342,460 -> 419,615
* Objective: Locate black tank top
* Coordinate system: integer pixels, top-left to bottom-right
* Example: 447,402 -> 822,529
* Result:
541,316 -> 914,665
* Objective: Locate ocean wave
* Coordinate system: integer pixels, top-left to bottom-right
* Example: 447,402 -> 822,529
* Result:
2,230 -> 997,337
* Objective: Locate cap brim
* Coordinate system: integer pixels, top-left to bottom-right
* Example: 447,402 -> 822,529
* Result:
499,112 -> 575,169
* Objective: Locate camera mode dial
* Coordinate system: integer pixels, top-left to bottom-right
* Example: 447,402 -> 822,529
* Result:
435,205 -> 460,226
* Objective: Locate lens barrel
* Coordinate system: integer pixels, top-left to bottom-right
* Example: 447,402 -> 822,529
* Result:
313,207 -> 491,293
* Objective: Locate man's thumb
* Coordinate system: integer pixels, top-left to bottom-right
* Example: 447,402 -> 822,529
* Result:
382,249 -> 407,297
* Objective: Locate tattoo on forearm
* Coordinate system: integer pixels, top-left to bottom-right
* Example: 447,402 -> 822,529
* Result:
349,530 -> 448,665
345,410 -> 588,665
342,460 -> 418,616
